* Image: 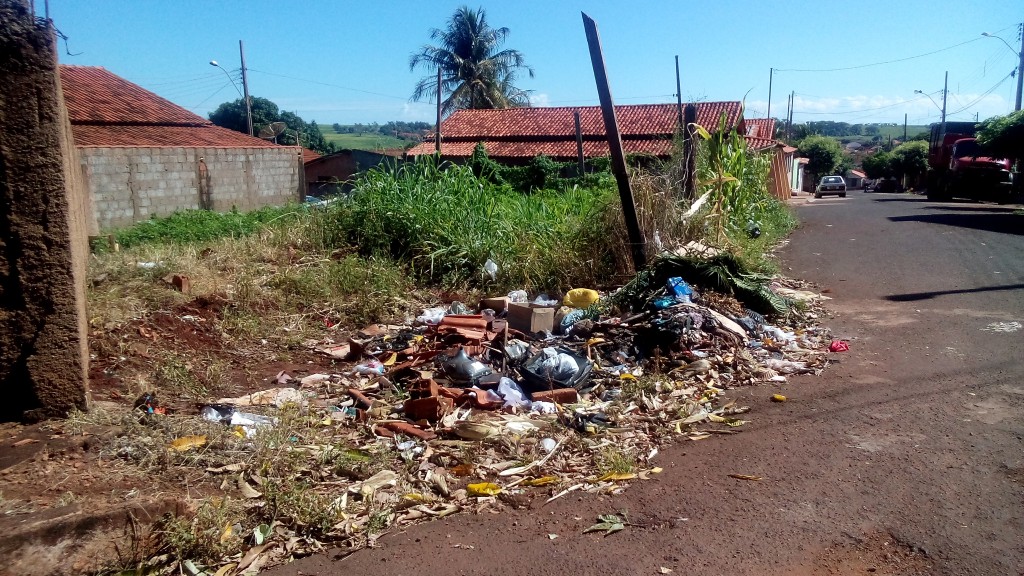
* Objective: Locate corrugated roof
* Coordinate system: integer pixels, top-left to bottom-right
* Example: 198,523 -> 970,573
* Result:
408,102 -> 742,159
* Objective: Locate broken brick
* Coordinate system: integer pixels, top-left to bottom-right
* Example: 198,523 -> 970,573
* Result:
530,388 -> 578,404
403,396 -> 454,422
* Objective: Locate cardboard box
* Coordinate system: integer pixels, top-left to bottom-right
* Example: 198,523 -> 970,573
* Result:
507,303 -> 555,333
479,296 -> 510,312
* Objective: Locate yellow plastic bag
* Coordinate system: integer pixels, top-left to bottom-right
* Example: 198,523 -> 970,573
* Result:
563,288 -> 599,308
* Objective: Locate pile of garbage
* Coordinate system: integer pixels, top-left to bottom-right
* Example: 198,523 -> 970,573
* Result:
141,257 -> 839,569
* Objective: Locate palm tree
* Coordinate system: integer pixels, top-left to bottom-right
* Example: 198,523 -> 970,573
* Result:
410,6 -> 534,117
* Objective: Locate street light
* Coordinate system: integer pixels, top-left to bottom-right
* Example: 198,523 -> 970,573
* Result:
981,29 -> 1024,111
209,41 -> 254,137
209,60 -> 243,98
914,89 -> 942,112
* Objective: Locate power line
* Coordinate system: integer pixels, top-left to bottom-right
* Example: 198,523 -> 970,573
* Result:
187,81 -> 234,112
945,70 -> 1015,116
774,30 -> 1006,73
248,69 -> 409,101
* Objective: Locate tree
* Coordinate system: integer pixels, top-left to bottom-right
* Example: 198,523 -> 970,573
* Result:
797,135 -> 846,182
409,6 -> 534,116
890,141 -> 928,182
862,150 -> 894,179
332,123 -> 343,134
209,97 -> 335,155
977,110 -> 1024,161
209,96 -> 280,135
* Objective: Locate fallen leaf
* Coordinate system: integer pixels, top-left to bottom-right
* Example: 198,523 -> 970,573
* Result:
521,476 -> 560,487
728,474 -> 763,481
213,564 -> 237,576
219,523 -> 233,544
594,472 -> 637,482
206,463 -> 245,474
253,523 -> 272,546
584,514 -> 625,536
168,435 -> 207,452
238,476 -> 263,499
467,482 -> 502,497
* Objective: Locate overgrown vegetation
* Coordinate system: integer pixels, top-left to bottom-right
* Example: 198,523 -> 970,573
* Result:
83,122 -> 800,572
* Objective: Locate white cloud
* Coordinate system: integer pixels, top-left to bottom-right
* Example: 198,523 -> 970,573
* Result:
529,92 -> 550,107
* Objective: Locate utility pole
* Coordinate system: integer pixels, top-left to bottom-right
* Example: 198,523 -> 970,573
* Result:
904,113 -> 907,141
787,91 -> 794,140
675,55 -> 683,130
574,111 -> 585,176
767,67 -> 773,119
239,40 -> 253,137
785,92 -> 792,138
435,67 -> 442,154
1016,22 -> 1023,110
940,70 -> 947,137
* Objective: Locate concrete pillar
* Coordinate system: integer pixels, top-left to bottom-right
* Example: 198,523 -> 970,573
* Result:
0,0 -> 90,420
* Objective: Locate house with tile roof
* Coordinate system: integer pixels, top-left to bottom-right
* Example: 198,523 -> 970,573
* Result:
59,65 -> 304,230
743,119 -> 802,201
406,102 -> 744,162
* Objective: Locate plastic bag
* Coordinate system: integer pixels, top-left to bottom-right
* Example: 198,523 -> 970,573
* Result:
483,258 -> 498,281
416,307 -> 446,325
497,377 -> 531,409
354,359 -> 385,375
563,288 -> 600,308
666,277 -> 693,304
507,290 -> 529,303
536,347 -> 579,380
533,293 -> 559,307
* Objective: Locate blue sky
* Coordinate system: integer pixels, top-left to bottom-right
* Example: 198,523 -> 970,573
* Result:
47,0 -> 1021,127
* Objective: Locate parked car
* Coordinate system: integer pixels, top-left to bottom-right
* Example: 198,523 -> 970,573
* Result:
815,175 -> 847,198
870,178 -> 902,193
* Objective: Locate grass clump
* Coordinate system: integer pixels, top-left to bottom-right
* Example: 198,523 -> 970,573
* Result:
96,204 -> 309,251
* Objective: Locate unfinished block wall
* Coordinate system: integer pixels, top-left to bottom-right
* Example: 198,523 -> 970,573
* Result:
0,0 -> 90,420
80,147 -> 303,230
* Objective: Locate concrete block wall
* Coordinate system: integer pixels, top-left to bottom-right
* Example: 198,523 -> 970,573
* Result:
80,146 -> 302,230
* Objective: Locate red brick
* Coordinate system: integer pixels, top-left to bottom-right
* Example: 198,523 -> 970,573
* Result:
403,396 -> 454,422
530,388 -> 578,404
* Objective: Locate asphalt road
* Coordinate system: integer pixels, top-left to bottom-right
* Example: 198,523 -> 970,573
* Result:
267,191 -> 1024,576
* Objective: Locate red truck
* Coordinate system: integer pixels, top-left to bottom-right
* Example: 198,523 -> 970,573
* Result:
926,121 -> 1013,202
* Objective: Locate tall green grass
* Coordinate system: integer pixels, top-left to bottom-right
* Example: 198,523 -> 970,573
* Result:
328,157 -> 616,290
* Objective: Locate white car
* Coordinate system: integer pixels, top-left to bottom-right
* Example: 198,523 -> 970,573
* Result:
815,175 -> 847,198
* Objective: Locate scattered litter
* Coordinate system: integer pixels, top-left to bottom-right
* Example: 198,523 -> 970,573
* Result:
828,340 -> 850,352
771,394 -> 787,402
728,474 -> 764,481
584,513 -> 628,536
168,435 -> 207,452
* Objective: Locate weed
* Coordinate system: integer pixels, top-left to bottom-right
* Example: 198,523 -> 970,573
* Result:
158,497 -> 247,563
596,446 -> 637,475
153,353 -> 207,400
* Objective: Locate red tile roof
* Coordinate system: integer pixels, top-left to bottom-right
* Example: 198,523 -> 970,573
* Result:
60,65 -> 210,126
71,125 -> 293,148
302,147 -> 322,163
59,65 -> 282,148
745,118 -> 776,139
407,102 -> 743,159
744,135 -> 780,151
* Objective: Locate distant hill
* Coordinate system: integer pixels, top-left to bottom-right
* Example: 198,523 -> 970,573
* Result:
325,121 -> 432,151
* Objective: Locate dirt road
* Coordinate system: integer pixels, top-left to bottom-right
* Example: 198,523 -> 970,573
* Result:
266,192 -> 1024,576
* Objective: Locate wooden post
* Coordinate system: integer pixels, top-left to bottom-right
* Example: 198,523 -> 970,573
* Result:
574,111 -> 585,176
582,12 -> 646,271
435,67 -> 442,154
683,104 -> 697,198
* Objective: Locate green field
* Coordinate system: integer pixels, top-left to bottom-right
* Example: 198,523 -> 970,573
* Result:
322,131 -> 410,151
